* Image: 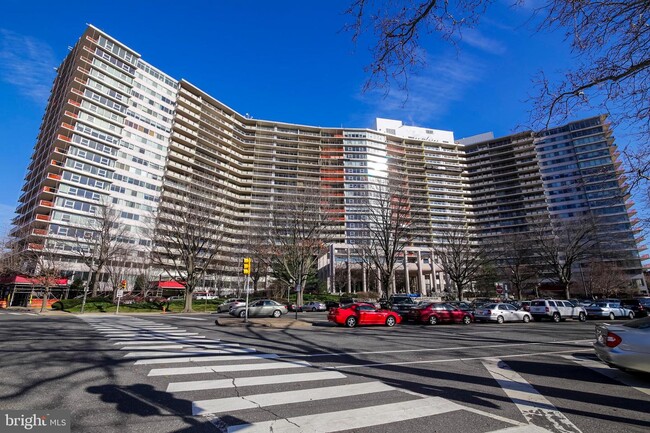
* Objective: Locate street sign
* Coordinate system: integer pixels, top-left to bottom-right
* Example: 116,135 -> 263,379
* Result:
495,285 -> 504,294
116,289 -> 124,298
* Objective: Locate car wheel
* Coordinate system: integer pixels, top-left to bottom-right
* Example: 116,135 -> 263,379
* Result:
578,312 -> 586,322
272,310 -> 282,318
523,315 -> 530,323
552,312 -> 561,323
462,315 -> 471,325
385,316 -> 396,327
496,315 -> 504,324
345,316 -> 357,328
312,307 -> 317,312
609,312 -> 615,320
238,310 -> 246,318
628,312 -> 634,320
428,315 -> 438,325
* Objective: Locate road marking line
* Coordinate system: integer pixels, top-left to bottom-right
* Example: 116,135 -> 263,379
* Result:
109,335 -> 207,340
120,343 -> 238,350
193,382 -> 394,415
482,358 -> 582,433
562,355 -> 650,397
101,333 -> 199,337
225,396 -> 463,433
276,339 -> 593,360
170,316 -> 207,321
113,339 -> 217,345
25,313 -> 38,316
8,313 -> 22,315
487,426 -> 554,433
125,348 -> 255,358
168,371 -> 346,392
327,348 -> 593,369
148,360 -> 311,377
138,353 -> 279,366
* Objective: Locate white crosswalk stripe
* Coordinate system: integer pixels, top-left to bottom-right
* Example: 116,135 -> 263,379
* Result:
224,397 -> 467,433
138,353 -> 280,366
167,371 -> 346,392
125,348 -> 256,358
148,360 -> 312,376
193,382 -> 395,415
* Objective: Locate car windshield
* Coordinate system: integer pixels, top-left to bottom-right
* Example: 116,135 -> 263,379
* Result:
594,302 -> 609,307
483,304 -> 497,309
531,301 -> 545,306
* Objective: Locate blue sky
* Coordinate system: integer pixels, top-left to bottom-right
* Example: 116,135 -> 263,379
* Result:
0,0 -> 622,234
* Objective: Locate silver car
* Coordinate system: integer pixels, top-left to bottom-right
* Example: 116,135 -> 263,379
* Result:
474,303 -> 532,324
302,301 -> 327,312
585,301 -> 635,320
594,316 -> 650,373
217,298 -> 245,313
229,299 -> 288,318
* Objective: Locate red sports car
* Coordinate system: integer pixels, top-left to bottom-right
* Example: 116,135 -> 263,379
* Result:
407,302 -> 473,325
328,303 -> 402,327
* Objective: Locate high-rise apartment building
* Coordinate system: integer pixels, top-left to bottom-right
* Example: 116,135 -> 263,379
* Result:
10,25 -> 647,296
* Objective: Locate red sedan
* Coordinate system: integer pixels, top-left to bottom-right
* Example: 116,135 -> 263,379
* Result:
328,303 -> 402,328
407,302 -> 473,325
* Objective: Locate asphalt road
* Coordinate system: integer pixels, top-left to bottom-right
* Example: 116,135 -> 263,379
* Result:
0,310 -> 648,433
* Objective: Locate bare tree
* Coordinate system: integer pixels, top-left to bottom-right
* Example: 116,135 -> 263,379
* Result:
531,216 -> 599,299
75,200 -> 130,297
433,224 -> 493,301
497,232 -> 541,300
583,261 -> 631,299
346,0 -> 490,92
152,190 -> 225,313
29,248 -> 62,313
262,185 -> 330,307
347,1 -> 650,196
358,181 -> 413,297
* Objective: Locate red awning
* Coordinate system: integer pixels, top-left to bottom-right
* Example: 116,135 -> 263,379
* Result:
0,274 -> 68,286
152,280 -> 186,289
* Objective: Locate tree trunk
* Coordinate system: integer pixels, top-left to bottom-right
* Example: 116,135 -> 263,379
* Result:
39,287 -> 50,313
90,273 -> 98,297
564,283 -> 571,300
183,288 -> 194,313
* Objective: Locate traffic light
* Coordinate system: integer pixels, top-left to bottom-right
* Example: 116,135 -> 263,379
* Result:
120,279 -> 127,290
242,257 -> 251,275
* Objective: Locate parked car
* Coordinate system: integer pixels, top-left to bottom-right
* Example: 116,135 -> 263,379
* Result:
302,301 -> 327,312
387,295 -> 419,316
229,299 -> 288,318
594,316 -> 650,374
447,301 -> 474,314
530,299 -> 587,322
324,300 -> 340,310
327,303 -> 401,327
620,299 -> 649,318
585,301 -> 635,320
406,302 -> 473,325
519,301 -> 531,312
474,303 -> 532,324
285,302 -> 303,312
217,298 -> 246,313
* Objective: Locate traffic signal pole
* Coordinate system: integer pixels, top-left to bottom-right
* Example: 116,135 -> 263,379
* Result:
242,258 -> 251,323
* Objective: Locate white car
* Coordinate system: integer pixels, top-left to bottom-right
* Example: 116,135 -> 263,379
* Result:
302,301 -> 327,312
474,303 -> 532,324
594,316 -> 650,373
585,301 -> 635,320
530,299 -> 587,322
217,298 -> 246,313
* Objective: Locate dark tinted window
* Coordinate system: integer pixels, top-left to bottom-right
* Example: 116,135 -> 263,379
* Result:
531,301 -> 545,307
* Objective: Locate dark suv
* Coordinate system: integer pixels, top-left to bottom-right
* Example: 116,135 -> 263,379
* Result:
620,298 -> 649,318
387,295 -> 418,316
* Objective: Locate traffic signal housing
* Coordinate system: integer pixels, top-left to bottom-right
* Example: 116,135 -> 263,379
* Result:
242,257 -> 251,275
120,279 -> 127,290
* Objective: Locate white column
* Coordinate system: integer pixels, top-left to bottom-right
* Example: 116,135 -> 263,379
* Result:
403,251 -> 410,294
417,249 -> 424,296
346,248 -> 352,293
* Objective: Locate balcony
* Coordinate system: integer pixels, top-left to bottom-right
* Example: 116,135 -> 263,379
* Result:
35,214 -> 51,221
31,228 -> 48,236
47,173 -> 61,181
28,243 -> 44,251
